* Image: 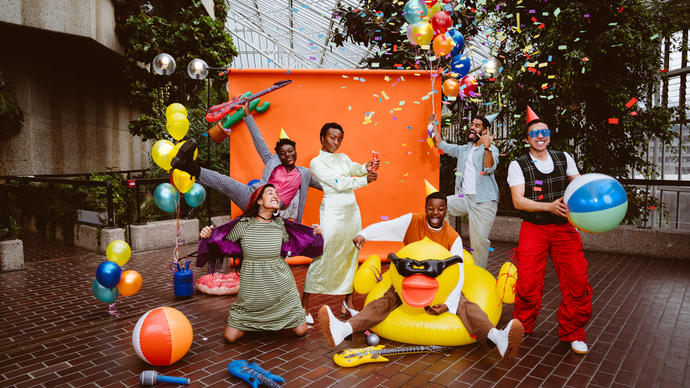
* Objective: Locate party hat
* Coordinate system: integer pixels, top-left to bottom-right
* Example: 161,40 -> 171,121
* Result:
279,128 -> 289,139
424,179 -> 439,196
485,113 -> 498,125
526,105 -> 541,127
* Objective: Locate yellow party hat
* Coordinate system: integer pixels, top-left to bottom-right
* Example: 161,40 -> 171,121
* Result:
424,179 -> 438,196
279,128 -> 289,139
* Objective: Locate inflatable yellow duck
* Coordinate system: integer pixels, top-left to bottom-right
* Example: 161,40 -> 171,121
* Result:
353,237 -> 514,346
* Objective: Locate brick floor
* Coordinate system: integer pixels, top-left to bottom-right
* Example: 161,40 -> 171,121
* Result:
1,238 -> 689,387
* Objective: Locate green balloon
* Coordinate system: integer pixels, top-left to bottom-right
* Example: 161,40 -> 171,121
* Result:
91,278 -> 119,303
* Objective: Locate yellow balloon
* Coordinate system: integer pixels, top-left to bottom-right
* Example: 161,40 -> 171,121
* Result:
107,240 -> 132,266
412,21 -> 434,46
172,169 -> 195,193
428,1 -> 442,17
495,261 -> 517,304
166,103 -> 187,119
151,140 -> 175,171
167,112 -> 189,141
172,140 -> 198,161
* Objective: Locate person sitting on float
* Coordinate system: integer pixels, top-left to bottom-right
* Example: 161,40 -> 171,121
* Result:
197,184 -> 323,342
318,191 -> 524,360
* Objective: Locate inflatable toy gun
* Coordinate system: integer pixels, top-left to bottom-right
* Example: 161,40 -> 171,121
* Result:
139,370 -> 190,386
228,360 -> 284,388
333,345 -> 446,367
206,80 -> 292,123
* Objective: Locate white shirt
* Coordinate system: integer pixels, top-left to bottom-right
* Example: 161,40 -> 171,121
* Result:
356,213 -> 464,315
460,145 -> 484,194
507,151 -> 579,187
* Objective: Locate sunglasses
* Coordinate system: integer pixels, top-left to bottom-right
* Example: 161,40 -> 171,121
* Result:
528,129 -> 551,138
388,253 -> 463,278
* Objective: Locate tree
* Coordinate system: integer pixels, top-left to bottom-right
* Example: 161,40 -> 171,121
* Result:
478,0 -> 687,223
0,72 -> 24,139
114,0 -> 237,174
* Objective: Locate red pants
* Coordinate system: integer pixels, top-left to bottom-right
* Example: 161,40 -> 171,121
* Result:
513,221 -> 592,342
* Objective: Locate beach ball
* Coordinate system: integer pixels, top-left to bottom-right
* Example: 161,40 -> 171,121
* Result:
564,173 -> 627,233
132,307 -> 193,366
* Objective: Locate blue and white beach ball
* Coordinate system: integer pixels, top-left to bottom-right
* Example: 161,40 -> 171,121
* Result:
564,174 -> 627,233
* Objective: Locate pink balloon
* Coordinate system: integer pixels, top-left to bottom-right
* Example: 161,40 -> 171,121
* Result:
406,25 -> 418,46
431,11 -> 453,35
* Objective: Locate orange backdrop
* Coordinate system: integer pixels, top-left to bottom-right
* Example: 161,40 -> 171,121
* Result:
225,69 -> 441,258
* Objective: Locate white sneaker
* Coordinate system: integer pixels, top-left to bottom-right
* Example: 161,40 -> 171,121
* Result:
488,319 -> 524,360
305,312 -> 314,325
318,305 -> 353,347
571,340 -> 588,354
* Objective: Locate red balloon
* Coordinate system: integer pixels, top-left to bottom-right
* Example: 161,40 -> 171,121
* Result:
431,11 -> 453,35
459,75 -> 478,98
424,0 -> 438,6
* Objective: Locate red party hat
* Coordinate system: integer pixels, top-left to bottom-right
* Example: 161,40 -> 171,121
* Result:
526,105 -> 540,125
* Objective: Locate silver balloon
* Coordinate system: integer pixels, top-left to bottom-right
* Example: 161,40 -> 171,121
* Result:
366,332 -> 380,346
481,57 -> 502,80
152,53 -> 176,75
187,59 -> 209,80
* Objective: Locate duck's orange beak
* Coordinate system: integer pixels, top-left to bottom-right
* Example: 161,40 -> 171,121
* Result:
401,274 -> 439,308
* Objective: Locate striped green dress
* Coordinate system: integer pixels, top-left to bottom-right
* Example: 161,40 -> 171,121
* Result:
225,217 -> 306,331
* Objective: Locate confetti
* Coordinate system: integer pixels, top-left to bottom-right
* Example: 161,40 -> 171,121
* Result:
538,195 -> 544,200
458,194 -> 464,197
535,180 -> 543,185
649,205 -> 656,210
608,118 -> 619,124
488,247 -> 494,252
625,98 -> 638,108
533,187 -> 542,191
381,216 -> 390,220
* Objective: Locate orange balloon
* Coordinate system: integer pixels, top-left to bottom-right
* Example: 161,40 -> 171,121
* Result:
432,34 -> 454,57
442,78 -> 460,98
117,270 -> 142,297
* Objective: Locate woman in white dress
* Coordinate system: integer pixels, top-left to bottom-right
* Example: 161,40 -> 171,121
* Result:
302,122 -> 379,323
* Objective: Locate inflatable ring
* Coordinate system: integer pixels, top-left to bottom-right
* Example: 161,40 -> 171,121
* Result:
358,238 -> 504,346
196,272 -> 240,295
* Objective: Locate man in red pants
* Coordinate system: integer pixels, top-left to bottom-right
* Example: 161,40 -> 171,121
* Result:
507,106 -> 592,354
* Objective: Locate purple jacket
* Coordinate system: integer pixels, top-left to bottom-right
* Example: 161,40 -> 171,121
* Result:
196,216 -> 324,272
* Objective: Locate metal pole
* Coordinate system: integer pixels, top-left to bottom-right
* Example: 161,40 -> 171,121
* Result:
206,78 -> 212,225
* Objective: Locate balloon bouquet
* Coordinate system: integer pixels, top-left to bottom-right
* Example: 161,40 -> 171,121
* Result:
150,103 -> 207,289
403,0 -> 478,101
92,240 -> 142,316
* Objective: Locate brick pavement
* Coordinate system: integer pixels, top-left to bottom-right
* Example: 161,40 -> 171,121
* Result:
1,238 -> 689,387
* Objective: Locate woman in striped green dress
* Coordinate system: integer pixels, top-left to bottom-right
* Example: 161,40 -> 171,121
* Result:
208,184 -> 313,342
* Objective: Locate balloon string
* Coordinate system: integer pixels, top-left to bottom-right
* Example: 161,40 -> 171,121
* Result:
108,296 -> 121,317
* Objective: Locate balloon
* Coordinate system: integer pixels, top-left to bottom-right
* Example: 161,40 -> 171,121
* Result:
412,22 -> 434,46
165,103 -> 187,119
432,33 -> 454,57
480,57 -> 502,80
151,140 -> 175,171
431,11 -> 452,35
154,183 -> 180,213
403,0 -> 427,24
96,261 -> 122,289
442,78 -> 460,98
428,1 -> 442,17
92,278 -> 119,303
117,270 -> 142,297
406,25 -> 418,46
459,74 -> 478,98
106,240 -> 131,266
451,54 -> 471,77
449,30 -> 465,56
184,183 -> 206,208
171,169 -> 195,194
166,112 -> 189,141
172,140 -> 198,161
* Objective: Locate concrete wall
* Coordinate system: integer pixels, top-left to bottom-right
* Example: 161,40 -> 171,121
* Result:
0,1 -> 152,175
452,215 -> 690,260
0,0 -> 123,55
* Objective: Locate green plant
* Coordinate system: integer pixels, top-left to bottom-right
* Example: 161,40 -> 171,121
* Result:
0,72 -> 24,139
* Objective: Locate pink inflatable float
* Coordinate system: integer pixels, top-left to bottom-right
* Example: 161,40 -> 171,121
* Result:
195,272 -> 240,295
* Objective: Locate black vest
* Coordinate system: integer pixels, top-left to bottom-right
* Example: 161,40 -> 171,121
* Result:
516,150 -> 569,225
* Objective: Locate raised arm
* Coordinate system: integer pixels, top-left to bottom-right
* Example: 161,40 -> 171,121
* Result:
242,111 -> 272,164
354,213 -> 413,249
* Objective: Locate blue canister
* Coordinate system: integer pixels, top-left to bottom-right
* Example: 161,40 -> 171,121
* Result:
174,261 -> 194,298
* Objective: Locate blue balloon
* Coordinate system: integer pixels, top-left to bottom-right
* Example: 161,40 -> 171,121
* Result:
91,278 -> 118,303
403,0 -> 427,24
96,261 -> 122,289
184,183 -> 207,208
451,54 -> 471,77
154,183 -> 180,213
449,30 -> 465,56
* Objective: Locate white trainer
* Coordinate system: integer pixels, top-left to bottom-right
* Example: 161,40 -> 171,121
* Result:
571,340 -> 588,354
318,305 -> 353,347
487,319 -> 524,360
305,312 -> 314,325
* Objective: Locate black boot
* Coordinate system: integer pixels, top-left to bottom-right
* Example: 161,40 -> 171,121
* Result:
171,138 -> 200,178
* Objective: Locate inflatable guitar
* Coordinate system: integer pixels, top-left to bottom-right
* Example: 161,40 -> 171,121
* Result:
206,80 -> 292,123
228,360 -> 285,388
333,345 -> 446,367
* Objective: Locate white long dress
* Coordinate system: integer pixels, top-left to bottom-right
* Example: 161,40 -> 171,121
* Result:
305,150 -> 368,294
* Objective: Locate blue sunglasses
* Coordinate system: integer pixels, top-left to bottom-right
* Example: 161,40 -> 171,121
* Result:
528,129 -> 551,138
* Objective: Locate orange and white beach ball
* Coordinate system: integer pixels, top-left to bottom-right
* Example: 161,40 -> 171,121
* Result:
132,307 -> 193,366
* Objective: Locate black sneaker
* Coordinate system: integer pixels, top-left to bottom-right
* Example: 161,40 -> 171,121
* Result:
171,138 -> 200,178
